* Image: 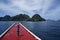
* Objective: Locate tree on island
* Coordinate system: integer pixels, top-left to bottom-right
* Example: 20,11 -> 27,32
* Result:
0,15 -> 11,21
0,14 -> 45,21
11,14 -> 30,21
31,14 -> 45,21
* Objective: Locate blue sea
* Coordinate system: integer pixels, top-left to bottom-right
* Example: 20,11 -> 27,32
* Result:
0,21 -> 60,40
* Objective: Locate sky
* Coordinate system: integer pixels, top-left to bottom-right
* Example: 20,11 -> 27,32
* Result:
0,0 -> 60,20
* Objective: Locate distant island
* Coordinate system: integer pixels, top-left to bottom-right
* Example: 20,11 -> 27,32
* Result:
0,14 -> 45,21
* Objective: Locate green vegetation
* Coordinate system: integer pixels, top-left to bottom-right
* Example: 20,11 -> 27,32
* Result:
31,14 -> 45,21
11,14 -> 30,21
0,14 -> 45,21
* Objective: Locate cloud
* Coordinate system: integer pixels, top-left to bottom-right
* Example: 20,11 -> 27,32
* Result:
0,0 -> 60,20
0,0 -> 11,4
11,0 -> 43,10
44,6 -> 60,20
43,0 -> 60,20
32,0 -> 60,20
0,0 -> 43,17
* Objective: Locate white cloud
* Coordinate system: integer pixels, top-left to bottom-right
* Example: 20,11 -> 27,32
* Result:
11,0 -> 43,10
0,0 -> 53,13
0,0 -> 60,20
41,0 -> 54,14
44,6 -> 60,20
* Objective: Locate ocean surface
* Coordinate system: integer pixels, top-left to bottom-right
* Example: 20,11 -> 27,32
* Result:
0,21 -> 60,40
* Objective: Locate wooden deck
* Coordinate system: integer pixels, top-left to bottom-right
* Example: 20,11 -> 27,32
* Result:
0,23 -> 41,40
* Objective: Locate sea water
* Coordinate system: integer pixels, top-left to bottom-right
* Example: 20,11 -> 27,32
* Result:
0,21 -> 60,40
